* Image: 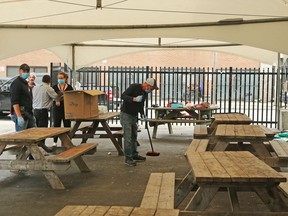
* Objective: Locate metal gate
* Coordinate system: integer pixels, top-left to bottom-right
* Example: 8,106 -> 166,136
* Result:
65,65 -> 288,128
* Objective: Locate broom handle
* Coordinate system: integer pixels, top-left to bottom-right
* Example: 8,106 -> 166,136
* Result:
145,118 -> 155,152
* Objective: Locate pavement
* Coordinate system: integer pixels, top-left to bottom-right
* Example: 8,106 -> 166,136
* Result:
0,117 -> 286,215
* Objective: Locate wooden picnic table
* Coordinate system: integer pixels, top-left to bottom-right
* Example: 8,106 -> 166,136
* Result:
69,112 -> 124,156
147,107 -> 218,138
0,128 -> 96,189
182,151 -> 288,212
209,113 -> 252,133
213,124 -> 275,158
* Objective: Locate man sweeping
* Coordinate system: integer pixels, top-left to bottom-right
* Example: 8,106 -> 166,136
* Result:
120,78 -> 159,166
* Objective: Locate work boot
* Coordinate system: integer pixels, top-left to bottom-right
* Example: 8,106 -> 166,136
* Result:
133,155 -> 146,162
125,158 -> 136,166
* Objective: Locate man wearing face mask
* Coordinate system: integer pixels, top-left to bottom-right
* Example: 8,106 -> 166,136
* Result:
10,63 -> 36,131
120,77 -> 159,166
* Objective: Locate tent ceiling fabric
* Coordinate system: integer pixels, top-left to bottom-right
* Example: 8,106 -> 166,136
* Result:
1,0 -> 288,67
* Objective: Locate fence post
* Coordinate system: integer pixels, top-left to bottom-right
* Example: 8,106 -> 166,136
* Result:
228,67 -> 233,113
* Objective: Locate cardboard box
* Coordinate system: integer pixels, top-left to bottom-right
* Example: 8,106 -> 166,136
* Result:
63,90 -> 105,119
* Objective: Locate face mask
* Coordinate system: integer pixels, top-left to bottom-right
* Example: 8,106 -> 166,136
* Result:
145,90 -> 151,94
21,73 -> 29,79
58,79 -> 65,84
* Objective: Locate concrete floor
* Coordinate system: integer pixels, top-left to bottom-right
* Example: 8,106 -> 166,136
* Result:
0,119 -> 287,215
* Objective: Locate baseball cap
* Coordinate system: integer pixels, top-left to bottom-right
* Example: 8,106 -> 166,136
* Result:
19,63 -> 30,72
145,78 -> 159,90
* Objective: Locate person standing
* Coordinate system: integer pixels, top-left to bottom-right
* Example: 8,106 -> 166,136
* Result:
120,77 -> 159,166
10,63 -> 36,131
32,75 -> 60,127
52,72 -> 73,146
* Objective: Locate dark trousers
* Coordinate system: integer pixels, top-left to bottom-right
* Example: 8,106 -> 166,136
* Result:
34,109 -> 49,127
53,109 -> 71,142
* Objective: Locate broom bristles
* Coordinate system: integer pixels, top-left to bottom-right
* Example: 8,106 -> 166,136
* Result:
146,151 -> 160,156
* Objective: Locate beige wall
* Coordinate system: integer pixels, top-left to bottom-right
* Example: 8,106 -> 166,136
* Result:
0,49 -> 62,77
0,49 -> 260,77
92,50 -> 260,68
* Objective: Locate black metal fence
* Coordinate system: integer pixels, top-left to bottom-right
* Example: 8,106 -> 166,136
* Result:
51,63 -> 288,128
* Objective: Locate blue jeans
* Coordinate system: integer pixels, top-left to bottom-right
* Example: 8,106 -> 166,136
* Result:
120,112 -> 138,160
11,112 -> 36,132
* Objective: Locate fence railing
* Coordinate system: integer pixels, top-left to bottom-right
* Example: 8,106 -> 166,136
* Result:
51,64 -> 288,128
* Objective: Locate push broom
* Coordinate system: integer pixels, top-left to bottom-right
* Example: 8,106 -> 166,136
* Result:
144,115 -> 160,156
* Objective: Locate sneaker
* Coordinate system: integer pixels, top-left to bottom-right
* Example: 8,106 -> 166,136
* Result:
125,158 -> 136,166
133,155 -> 146,162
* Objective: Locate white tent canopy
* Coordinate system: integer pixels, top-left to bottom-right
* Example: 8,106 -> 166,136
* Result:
1,0 -> 288,68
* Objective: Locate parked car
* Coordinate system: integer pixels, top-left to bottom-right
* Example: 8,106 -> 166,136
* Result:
0,77 -> 12,86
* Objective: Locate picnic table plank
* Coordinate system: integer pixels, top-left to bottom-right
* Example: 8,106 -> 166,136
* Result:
154,209 -> 180,216
55,205 -> 87,216
79,205 -> 110,215
215,125 -> 226,136
131,208 -> 156,216
186,151 -> 213,182
225,124 -> 235,137
213,152 -> 249,182
158,172 -> 175,209
235,124 -> 246,137
140,173 -> 162,209
242,125 -> 256,137
105,206 -> 134,216
199,152 -> 231,182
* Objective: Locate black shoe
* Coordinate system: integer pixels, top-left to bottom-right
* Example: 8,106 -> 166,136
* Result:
125,158 -> 136,166
133,155 -> 146,162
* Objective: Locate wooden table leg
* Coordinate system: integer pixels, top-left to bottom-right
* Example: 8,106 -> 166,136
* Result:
28,144 -> 65,189
168,123 -> 173,134
69,121 -> 81,138
254,186 -> 288,211
213,140 -> 229,151
228,187 -> 240,211
0,144 -> 6,155
174,170 -> 196,208
101,121 -> 124,156
250,140 -> 271,158
58,133 -> 74,149
185,186 -> 219,211
152,123 -> 158,139
82,121 -> 99,143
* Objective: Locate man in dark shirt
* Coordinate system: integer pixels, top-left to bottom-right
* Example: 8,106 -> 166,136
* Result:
120,78 -> 159,166
10,63 -> 36,131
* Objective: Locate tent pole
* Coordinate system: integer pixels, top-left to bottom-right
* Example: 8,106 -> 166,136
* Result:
72,44 -> 76,88
277,52 -> 281,129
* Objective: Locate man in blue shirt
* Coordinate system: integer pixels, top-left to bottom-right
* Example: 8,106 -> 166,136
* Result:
120,78 -> 159,166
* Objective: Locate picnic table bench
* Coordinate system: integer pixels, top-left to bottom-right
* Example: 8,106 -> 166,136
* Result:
140,172 -> 175,210
0,128 -> 97,189
55,205 -> 180,216
193,125 -> 209,138
56,172 -> 178,215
